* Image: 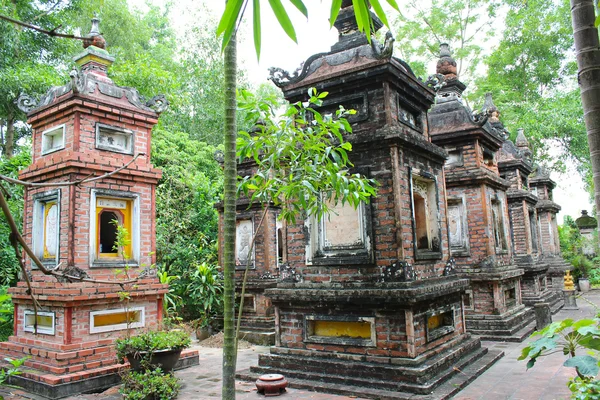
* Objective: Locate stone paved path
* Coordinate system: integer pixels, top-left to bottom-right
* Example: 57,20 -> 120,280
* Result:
1,291 -> 598,400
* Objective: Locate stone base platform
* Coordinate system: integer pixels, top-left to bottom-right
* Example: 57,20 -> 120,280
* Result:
2,348 -> 199,399
545,256 -> 571,291
237,335 -> 503,399
522,288 -> 563,312
466,304 -> 536,342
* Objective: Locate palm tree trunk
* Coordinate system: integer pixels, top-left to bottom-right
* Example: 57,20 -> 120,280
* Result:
221,29 -> 238,400
571,0 -> 600,230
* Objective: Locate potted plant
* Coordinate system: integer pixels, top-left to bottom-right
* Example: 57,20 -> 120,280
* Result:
187,262 -> 223,339
116,329 -> 191,372
571,254 -> 593,292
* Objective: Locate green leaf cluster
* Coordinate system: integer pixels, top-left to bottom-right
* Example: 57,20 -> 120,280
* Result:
120,368 -> 180,400
470,0 -> 581,176
0,151 -> 31,286
393,0 -> 493,80
115,329 -> 191,362
519,318 -> 600,382
236,88 -> 377,224
217,0 -> 399,59
185,263 -> 223,326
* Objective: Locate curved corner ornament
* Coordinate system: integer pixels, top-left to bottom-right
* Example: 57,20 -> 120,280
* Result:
371,31 -> 395,60
471,110 -> 489,126
145,94 -> 169,114
268,65 -> 302,88
69,68 -> 88,95
15,93 -> 39,113
425,73 -> 446,93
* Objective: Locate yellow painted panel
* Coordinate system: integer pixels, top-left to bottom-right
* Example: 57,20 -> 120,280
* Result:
25,314 -> 53,328
94,310 -> 140,327
428,314 -> 444,330
96,198 -> 132,259
313,320 -> 371,339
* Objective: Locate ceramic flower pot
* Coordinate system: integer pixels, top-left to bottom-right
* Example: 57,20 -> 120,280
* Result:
126,348 -> 182,373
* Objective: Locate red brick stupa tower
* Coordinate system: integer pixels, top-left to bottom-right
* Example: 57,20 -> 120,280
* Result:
428,45 -> 535,341
2,18 -> 198,398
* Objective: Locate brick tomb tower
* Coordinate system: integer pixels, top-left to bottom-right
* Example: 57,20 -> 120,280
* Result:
237,5 -> 503,398
427,45 -> 535,341
495,104 -> 561,310
2,19 -> 198,398
528,166 -> 571,291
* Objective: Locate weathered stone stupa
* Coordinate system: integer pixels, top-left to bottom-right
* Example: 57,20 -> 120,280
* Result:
497,117 -> 560,310
237,4 -> 502,398
1,18 -> 198,398
528,166 -> 571,290
217,155 -> 280,345
428,45 -> 535,341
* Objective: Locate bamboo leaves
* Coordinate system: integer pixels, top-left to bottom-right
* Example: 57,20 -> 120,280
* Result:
217,0 -> 399,59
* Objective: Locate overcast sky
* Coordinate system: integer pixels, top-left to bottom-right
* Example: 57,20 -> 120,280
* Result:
130,0 -> 593,222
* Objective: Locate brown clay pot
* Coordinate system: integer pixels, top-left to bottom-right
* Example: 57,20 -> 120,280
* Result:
255,373 -> 288,397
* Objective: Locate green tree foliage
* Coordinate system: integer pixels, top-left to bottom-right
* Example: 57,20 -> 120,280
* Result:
151,127 -> 222,317
0,0 -> 80,158
520,318 -> 600,399
237,88 -> 377,223
471,0 -> 580,171
0,150 -> 31,286
393,0 -> 495,80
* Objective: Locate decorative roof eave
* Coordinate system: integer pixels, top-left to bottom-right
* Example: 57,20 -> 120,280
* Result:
25,92 -> 160,127
266,277 -> 470,304
498,158 -> 534,175
536,199 -> 561,213
279,61 -> 435,115
529,175 -> 556,190
575,214 -> 597,229
429,119 -> 505,150
16,18 -> 168,118
18,72 -> 168,117
506,189 -> 538,205
376,125 -> 447,162
445,167 -> 510,190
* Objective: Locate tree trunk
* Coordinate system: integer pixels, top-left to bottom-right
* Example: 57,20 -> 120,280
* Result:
221,30 -> 237,400
3,115 -> 15,159
571,0 -> 600,230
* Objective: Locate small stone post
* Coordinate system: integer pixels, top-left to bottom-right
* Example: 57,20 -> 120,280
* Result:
534,303 -> 552,330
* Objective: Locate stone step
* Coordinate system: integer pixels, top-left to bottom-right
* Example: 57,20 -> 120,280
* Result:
237,348 -> 503,399
467,305 -> 536,342
474,317 -> 536,342
249,337 -> 482,388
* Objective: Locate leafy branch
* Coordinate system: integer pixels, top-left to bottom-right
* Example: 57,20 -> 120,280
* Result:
0,13 -> 86,41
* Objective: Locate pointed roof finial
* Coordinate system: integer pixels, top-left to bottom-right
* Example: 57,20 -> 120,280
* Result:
483,92 -> 500,122
83,15 -> 106,50
515,128 -> 529,147
515,128 -> 532,159
436,43 -> 457,80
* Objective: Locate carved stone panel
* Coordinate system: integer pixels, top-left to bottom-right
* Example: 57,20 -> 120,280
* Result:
236,219 -> 254,268
448,199 -> 467,254
322,200 -> 363,250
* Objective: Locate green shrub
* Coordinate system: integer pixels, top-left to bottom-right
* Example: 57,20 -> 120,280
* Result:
0,286 -> 14,341
115,330 -> 191,363
120,368 -> 180,400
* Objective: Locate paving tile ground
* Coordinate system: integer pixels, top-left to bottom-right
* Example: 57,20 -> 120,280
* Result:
0,290 -> 598,400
